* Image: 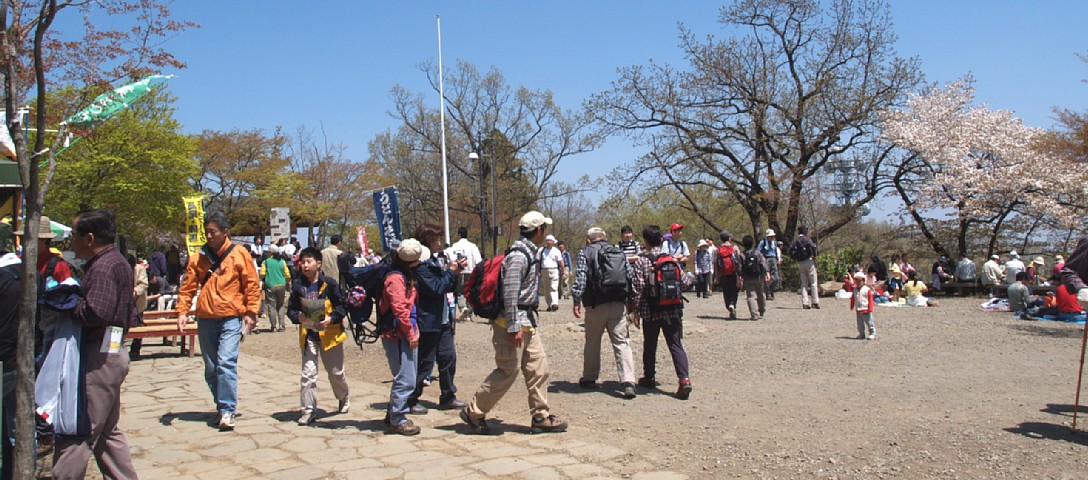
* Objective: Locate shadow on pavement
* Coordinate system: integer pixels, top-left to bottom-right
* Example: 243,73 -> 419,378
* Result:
1006,323 -> 1082,339
159,411 -> 217,426
1004,422 -> 1088,446
1040,403 -> 1082,417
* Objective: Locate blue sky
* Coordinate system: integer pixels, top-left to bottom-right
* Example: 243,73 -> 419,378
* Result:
150,1 -> 1086,191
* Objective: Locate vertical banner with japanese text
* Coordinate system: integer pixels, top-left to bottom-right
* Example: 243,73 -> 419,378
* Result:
372,187 -> 401,252
182,195 -> 206,255
356,225 -> 371,257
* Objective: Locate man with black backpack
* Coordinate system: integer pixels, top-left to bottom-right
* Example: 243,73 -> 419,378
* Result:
629,225 -> 694,400
739,235 -> 770,320
461,211 -> 567,435
788,226 -> 820,309
571,227 -> 636,399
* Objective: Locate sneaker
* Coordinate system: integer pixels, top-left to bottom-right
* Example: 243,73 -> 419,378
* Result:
421,378 -> 432,387
218,412 -> 236,431
803,305 -> 811,310
409,404 -> 429,415
856,334 -> 866,340
676,378 -> 692,400
387,419 -> 421,436
338,398 -> 350,414
813,303 -> 821,309
867,333 -> 876,340
637,377 -> 657,389
460,408 -> 493,435
621,383 -> 637,399
578,379 -> 599,389
530,414 -> 568,434
727,306 -> 736,319
297,410 -> 316,426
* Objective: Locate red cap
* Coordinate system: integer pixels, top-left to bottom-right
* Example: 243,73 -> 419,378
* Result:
670,223 -> 684,231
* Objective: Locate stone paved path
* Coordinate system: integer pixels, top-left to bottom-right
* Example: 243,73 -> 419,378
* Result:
108,354 -> 687,479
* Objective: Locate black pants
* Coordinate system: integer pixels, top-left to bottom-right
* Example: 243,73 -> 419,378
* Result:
642,319 -> 689,381
409,322 -> 458,405
695,273 -> 710,296
720,275 -> 740,309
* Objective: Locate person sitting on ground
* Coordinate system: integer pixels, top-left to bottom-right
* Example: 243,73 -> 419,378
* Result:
1006,272 -> 1032,315
1054,280 -> 1085,322
903,270 -> 932,307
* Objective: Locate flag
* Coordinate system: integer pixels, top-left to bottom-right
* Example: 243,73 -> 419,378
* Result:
372,187 -> 401,252
356,225 -> 371,257
0,112 -> 15,159
65,75 -> 172,137
183,195 -> 206,255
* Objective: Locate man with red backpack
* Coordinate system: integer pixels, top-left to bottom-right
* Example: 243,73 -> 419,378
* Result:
715,231 -> 744,320
629,225 -> 694,400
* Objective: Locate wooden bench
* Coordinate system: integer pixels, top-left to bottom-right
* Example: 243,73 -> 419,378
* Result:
125,310 -> 198,357
941,281 -> 981,296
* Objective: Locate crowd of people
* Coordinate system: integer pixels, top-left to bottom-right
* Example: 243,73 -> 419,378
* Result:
8,205 -> 1088,478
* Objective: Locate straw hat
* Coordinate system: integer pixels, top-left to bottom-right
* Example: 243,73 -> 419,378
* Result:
13,216 -> 56,239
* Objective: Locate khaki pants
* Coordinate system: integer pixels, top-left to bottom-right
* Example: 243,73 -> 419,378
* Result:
798,259 -> 820,307
581,302 -> 635,384
541,268 -> 560,308
466,323 -> 550,420
744,277 -> 766,319
300,335 -> 349,413
53,348 -> 137,480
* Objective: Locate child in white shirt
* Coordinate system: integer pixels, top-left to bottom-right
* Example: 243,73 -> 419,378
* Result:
850,272 -> 876,340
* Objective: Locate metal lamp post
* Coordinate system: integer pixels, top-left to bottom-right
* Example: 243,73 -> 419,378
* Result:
470,137 -> 500,258
468,151 -> 488,252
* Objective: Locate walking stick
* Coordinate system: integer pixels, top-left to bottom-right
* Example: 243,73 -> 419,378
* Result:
1073,319 -> 1088,432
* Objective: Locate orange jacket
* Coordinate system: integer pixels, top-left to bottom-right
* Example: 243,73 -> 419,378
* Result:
176,238 -> 261,319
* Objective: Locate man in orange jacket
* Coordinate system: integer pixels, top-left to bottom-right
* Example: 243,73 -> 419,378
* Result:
176,211 -> 261,431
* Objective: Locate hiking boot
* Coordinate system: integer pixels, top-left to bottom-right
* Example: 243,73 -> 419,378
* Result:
803,304 -> 811,310
409,404 -> 429,415
675,378 -> 692,400
387,419 -> 421,436
218,412 -> 236,431
297,410 -> 316,426
530,414 -> 568,434
440,398 -> 467,409
812,303 -> 821,309
578,379 -> 599,389
460,408 -> 493,435
637,377 -> 658,389
621,383 -> 637,399
338,398 -> 351,414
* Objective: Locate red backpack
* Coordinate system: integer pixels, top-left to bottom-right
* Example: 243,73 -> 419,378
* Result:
717,244 -> 737,275
464,245 -> 532,320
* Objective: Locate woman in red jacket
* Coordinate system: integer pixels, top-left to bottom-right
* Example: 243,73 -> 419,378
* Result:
380,239 -> 427,435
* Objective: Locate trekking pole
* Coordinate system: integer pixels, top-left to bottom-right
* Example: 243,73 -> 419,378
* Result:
1073,319 -> 1088,432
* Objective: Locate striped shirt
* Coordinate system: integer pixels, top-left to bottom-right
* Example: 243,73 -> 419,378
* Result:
501,238 -> 539,332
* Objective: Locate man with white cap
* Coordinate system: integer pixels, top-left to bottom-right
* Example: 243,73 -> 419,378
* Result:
462,211 -> 568,435
982,254 -> 1003,295
1004,251 -> 1025,285
756,229 -> 781,300
537,234 -> 565,311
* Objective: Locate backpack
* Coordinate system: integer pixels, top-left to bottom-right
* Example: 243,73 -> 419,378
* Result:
717,244 -> 737,276
585,242 -> 629,307
464,245 -> 532,320
788,239 -> 814,261
742,250 -> 765,277
646,253 -> 684,309
342,257 -> 394,346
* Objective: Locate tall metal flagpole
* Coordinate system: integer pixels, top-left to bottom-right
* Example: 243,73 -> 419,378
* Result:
437,15 -> 451,246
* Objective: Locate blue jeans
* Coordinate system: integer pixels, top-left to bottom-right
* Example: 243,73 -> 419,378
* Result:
381,337 -> 417,427
197,317 -> 242,415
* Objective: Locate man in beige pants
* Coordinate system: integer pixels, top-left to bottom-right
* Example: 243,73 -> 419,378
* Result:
572,227 -> 636,398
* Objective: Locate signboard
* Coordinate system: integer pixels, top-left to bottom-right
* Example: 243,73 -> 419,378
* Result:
182,195 -> 206,255
270,207 -> 290,244
372,187 -> 401,252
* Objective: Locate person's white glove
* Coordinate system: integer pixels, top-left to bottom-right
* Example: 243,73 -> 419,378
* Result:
1078,288 -> 1088,310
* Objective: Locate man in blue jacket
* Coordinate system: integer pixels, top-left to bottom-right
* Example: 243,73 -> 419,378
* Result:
407,224 -> 466,414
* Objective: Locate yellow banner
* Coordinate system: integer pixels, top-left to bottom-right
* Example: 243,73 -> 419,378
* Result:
183,195 -> 206,255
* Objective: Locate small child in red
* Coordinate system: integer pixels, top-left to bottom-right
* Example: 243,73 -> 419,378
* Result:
850,272 -> 876,340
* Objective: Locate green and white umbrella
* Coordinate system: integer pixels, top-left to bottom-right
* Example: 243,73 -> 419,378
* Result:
49,220 -> 71,240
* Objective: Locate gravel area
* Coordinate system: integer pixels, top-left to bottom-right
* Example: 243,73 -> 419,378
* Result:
239,292 -> 1088,479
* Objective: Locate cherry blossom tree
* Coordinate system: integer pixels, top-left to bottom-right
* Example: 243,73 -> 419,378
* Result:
880,77 -> 1084,257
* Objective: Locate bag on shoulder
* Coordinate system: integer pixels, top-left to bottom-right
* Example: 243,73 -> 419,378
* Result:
464,246 -> 532,320
742,250 -> 765,277
647,253 -> 684,309
343,257 -> 394,345
788,240 -> 813,261
586,243 -> 629,306
717,244 -> 737,276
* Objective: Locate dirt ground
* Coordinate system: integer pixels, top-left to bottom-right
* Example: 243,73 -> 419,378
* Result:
239,291 -> 1088,479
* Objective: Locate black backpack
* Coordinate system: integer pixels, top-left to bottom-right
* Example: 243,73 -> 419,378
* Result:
342,256 -> 394,346
788,239 -> 814,261
741,250 -> 765,277
585,242 -> 629,307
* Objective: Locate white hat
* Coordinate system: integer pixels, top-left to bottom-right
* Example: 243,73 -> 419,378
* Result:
586,227 -> 606,237
697,239 -> 708,248
545,235 -> 557,243
765,229 -> 776,237
1010,250 -> 1019,258
396,238 -> 430,263
1033,256 -> 1045,265
853,271 -> 866,280
518,211 -> 553,229
267,244 -> 280,254
991,254 -> 1000,260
